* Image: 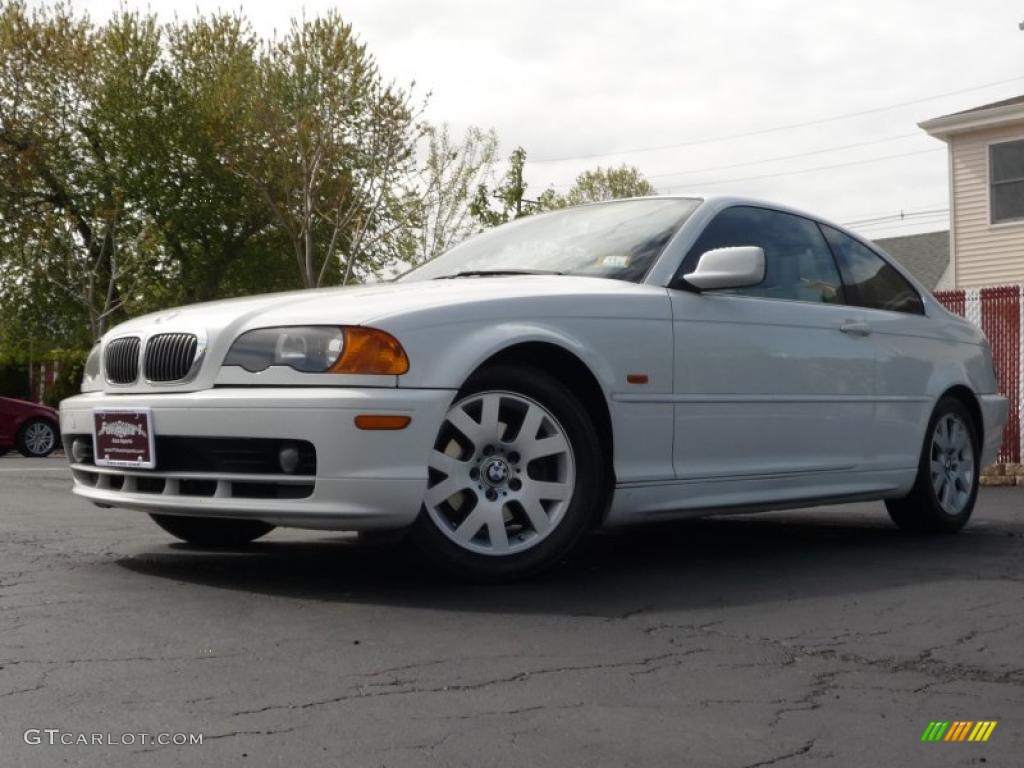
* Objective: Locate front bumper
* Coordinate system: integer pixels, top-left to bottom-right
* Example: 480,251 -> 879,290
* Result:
979,393 -> 1010,467
60,387 -> 454,530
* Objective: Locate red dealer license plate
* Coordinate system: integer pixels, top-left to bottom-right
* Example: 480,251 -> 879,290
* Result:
93,409 -> 156,469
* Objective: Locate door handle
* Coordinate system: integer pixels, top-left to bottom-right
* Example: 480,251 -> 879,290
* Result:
839,319 -> 872,336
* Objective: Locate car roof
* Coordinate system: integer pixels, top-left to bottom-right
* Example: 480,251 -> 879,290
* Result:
595,193 -> 850,231
603,192 -> 912,255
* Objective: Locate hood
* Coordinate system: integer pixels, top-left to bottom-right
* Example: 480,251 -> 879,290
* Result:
107,275 -> 656,339
0,397 -> 58,418
97,275 -> 663,394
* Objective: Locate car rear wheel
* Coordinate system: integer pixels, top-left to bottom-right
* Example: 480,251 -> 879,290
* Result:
17,418 -> 59,458
886,397 -> 980,533
409,363 -> 606,580
149,514 -> 275,546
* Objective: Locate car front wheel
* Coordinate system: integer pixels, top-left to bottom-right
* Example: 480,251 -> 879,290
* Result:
886,397 -> 980,533
17,418 -> 59,458
149,514 -> 275,546
410,363 -> 606,580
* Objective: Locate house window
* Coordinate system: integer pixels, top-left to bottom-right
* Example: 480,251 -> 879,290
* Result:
990,139 -> 1024,224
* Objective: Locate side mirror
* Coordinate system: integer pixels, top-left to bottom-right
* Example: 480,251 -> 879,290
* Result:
682,246 -> 765,291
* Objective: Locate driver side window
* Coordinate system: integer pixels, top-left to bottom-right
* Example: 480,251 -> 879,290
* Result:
681,206 -> 845,305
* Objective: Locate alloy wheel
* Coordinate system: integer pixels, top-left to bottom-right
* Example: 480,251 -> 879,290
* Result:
23,422 -> 55,456
425,391 -> 576,556
929,412 -> 974,515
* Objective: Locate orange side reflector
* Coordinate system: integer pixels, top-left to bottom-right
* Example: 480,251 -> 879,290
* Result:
354,415 -> 411,430
626,373 -> 649,384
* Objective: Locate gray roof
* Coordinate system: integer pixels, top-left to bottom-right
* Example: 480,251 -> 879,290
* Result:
871,230 -> 949,290
937,94 -> 1024,120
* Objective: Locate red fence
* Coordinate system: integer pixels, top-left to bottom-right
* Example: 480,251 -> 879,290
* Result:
934,285 -> 1021,464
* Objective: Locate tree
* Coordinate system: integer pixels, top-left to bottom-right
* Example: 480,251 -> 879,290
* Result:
411,123 -> 498,263
226,13 -> 423,288
0,2 -> 139,344
123,12 -> 295,305
470,146 -> 533,227
537,164 -> 656,211
0,5 -> 499,361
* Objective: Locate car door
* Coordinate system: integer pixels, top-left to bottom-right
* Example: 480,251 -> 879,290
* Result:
0,399 -> 15,447
668,205 -> 876,483
820,224 -> 937,474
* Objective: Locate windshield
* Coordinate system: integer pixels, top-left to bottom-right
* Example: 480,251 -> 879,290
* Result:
399,197 -> 701,283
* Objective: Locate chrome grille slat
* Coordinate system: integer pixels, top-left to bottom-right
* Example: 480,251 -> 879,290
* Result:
104,337 -> 140,383
144,332 -> 198,382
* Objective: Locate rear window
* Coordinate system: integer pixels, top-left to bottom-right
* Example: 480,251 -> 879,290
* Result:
820,225 -> 924,315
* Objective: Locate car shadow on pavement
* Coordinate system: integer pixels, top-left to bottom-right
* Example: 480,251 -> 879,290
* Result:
115,505 -> 1024,617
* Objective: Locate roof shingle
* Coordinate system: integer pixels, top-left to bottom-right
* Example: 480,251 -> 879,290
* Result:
871,230 -> 949,290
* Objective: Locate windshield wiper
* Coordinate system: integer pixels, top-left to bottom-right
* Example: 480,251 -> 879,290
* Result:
433,269 -> 564,280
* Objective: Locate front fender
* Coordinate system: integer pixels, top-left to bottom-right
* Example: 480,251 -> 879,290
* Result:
390,319 -> 622,394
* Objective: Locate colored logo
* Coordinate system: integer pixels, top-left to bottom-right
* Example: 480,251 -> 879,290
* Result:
921,721 -> 997,742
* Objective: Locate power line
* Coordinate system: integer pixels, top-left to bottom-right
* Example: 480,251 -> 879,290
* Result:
647,133 -> 922,181
832,201 -> 948,226
661,147 -> 943,190
529,75 -> 1024,164
842,206 -> 950,227
548,132 -> 924,189
854,218 -> 950,238
854,216 -> 950,235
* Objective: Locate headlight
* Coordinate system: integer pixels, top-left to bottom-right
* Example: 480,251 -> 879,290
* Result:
81,342 -> 102,392
223,326 -> 408,375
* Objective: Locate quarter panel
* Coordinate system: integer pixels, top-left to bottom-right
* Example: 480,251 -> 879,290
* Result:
866,307 -> 998,471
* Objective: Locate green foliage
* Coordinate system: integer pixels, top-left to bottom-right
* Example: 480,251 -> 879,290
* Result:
470,146 -> 534,227
469,152 -> 657,229
226,12 -> 423,287
0,3 -> 655,353
537,164 -> 657,211
0,2 -> 428,357
42,349 -> 86,406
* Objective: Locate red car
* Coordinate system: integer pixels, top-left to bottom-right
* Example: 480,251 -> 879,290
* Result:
0,396 -> 61,458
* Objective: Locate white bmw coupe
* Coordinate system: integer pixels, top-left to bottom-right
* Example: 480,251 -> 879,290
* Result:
61,196 -> 1008,578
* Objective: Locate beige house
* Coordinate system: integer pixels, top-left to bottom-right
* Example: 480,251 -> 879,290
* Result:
920,95 -> 1024,289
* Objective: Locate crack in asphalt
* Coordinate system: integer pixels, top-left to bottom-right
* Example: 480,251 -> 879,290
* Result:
742,739 -> 816,767
642,620 -> 1024,688
418,701 -> 587,722
231,651 -> 709,716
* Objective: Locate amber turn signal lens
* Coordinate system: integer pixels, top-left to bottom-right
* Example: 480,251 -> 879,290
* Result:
354,415 -> 412,430
328,328 -> 409,375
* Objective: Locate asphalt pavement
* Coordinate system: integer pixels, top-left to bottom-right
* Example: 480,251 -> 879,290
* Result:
1,455 -> 1022,767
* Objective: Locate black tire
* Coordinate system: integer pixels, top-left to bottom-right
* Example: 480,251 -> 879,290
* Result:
409,363 -> 608,581
886,396 -> 980,533
0,447 -> 8,458
16,417 -> 59,458
149,514 -> 275,546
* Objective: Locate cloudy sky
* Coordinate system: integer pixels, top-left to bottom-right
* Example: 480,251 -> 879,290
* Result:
75,0 -> 1024,239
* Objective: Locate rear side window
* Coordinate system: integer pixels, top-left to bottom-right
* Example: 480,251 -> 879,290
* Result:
820,225 -> 924,315
680,206 -> 844,305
